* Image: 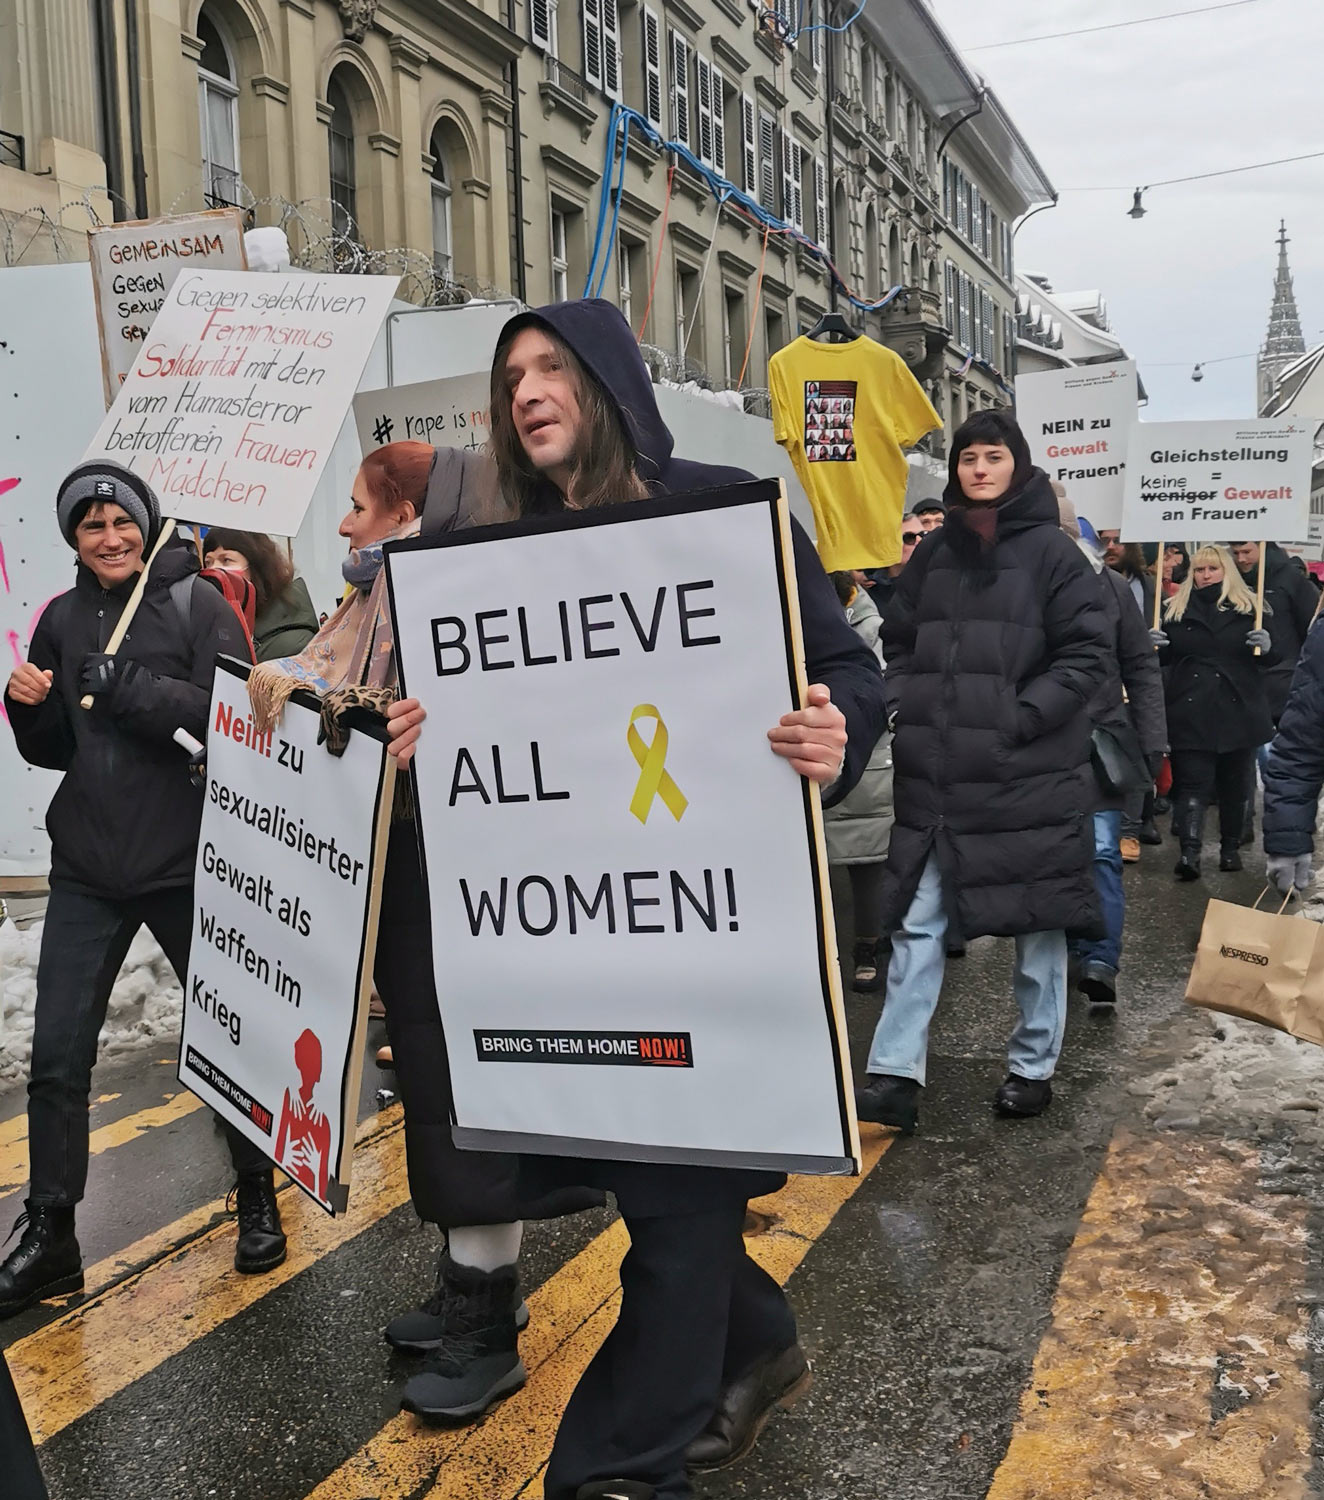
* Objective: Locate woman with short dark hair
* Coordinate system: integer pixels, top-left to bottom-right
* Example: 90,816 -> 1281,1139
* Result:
202,527 -> 318,662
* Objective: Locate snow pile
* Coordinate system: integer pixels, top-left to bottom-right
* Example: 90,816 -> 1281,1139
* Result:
0,919 -> 182,1087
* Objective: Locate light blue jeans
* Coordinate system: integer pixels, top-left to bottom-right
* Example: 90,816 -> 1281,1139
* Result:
865,853 -> 1068,1086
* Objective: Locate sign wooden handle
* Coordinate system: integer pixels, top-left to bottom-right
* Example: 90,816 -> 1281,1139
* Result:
79,522 -> 178,709
1254,543 -> 1266,656
1152,543 -> 1164,634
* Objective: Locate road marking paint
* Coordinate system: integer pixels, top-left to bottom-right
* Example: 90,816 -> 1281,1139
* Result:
9,1109 -> 406,1445
307,1127 -> 895,1500
0,1090 -> 205,1200
985,1128 -> 1311,1500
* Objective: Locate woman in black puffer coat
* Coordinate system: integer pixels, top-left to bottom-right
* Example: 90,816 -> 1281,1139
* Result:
856,410 -> 1109,1133
1155,544 -> 1275,880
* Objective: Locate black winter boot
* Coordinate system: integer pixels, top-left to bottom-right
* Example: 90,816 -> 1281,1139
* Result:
1219,843 -> 1243,872
854,1074 -> 921,1134
400,1258 -> 525,1423
232,1170 -> 287,1274
1173,797 -> 1205,882
386,1247 -> 529,1354
0,1202 -> 83,1318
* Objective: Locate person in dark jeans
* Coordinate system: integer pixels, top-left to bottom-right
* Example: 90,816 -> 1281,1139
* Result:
0,462 -> 286,1319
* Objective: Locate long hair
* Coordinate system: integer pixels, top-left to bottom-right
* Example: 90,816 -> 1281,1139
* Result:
359,440 -> 434,518
1165,544 -> 1256,622
1110,542 -> 1149,580
488,325 -> 648,516
203,527 -> 293,614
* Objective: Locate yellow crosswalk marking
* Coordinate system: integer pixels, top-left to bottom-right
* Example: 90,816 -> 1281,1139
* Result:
985,1127 -> 1311,1500
9,1108 -> 407,1445
309,1128 -> 895,1500
0,1090 -> 204,1200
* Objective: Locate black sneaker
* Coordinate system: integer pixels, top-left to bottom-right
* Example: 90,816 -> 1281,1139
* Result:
232,1170 -> 287,1274
854,1074 -> 920,1134
386,1249 -> 530,1354
0,1202 -> 83,1318
1137,820 -> 1163,846
686,1342 -> 811,1472
576,1484 -> 657,1499
994,1075 -> 1052,1117
1219,847 -> 1243,872
400,1260 -> 525,1423
1077,960 -> 1117,1005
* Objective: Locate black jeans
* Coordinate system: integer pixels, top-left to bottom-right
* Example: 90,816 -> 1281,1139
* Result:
1169,747 -> 1256,848
544,1198 -> 797,1500
27,882 -> 268,1208
847,861 -> 887,940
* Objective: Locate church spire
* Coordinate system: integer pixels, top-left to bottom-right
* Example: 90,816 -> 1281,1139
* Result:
1259,220 -> 1306,412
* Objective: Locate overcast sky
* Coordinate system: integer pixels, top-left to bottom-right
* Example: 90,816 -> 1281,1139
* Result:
927,0 -> 1323,422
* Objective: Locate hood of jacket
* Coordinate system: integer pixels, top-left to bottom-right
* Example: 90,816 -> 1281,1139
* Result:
498,299 -> 675,485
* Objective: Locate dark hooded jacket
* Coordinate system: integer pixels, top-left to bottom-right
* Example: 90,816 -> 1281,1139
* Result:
1263,617 -> 1324,857
500,301 -> 887,1213
880,465 -> 1109,940
4,538 -> 245,897
1236,542 -> 1320,720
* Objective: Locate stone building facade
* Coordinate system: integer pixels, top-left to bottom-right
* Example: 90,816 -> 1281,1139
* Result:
0,0 -> 1052,440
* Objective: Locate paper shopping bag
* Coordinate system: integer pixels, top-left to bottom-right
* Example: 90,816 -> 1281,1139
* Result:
1184,896 -> 1323,1040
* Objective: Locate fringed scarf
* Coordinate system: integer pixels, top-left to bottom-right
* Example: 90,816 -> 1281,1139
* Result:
247,520 -> 420,738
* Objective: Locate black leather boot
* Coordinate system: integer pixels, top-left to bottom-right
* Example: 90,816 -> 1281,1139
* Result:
0,1202 -> 83,1318
1173,797 -> 1205,881
1219,843 -> 1243,872
400,1259 -> 525,1423
232,1170 -> 287,1274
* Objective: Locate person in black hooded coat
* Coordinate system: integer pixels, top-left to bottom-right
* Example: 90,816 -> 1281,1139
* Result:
855,410 -> 1109,1135
385,300 -> 886,1500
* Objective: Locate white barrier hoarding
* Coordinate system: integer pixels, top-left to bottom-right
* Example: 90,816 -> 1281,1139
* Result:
179,660 -> 394,1213
1122,419 -> 1314,543
386,481 -> 858,1174
1014,361 -> 1137,531
83,269 -> 398,536
88,210 -> 248,407
354,372 -> 490,455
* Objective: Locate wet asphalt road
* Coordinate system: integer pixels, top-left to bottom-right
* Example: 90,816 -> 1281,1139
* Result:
4,828 -> 1323,1500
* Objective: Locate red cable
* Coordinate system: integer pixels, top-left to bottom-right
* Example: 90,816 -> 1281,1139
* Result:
636,164 -> 677,344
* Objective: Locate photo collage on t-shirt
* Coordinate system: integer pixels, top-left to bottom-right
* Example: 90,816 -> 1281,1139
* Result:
804,380 -> 857,463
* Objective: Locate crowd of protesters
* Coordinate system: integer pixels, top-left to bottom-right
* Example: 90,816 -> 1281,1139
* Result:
4,295 -> 1323,1500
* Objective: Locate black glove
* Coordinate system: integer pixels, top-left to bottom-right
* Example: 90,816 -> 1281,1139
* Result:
187,746 -> 207,789
80,652 -> 137,699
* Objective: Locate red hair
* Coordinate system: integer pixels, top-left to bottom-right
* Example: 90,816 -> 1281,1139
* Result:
359,440 -> 433,518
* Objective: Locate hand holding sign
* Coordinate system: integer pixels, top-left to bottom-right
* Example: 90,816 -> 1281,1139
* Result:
767,684 -> 846,783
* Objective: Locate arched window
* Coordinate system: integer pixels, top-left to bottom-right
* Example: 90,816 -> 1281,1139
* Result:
909,239 -> 920,288
864,203 -> 879,301
887,222 -> 902,288
197,9 -> 240,206
430,127 -> 453,282
327,73 -> 357,239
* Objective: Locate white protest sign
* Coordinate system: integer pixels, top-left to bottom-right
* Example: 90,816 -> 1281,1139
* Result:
83,269 -> 398,536
88,210 -> 248,407
179,660 -> 394,1214
1015,361 -> 1136,530
354,371 -> 490,454
386,482 -> 859,1174
1122,419 -> 1314,543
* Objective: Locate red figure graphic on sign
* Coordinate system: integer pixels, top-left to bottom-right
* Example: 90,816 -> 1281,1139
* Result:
275,1028 -> 332,1201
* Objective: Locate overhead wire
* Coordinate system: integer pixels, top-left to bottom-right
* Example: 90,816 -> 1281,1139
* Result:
962,0 -> 1264,53
1064,148 -> 1324,193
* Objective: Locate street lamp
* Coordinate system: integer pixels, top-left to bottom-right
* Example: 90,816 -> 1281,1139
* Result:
1128,188 -> 1147,219
1191,363 -> 1204,383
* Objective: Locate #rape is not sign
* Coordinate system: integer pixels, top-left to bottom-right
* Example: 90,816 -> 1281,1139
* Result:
386,482 -> 859,1174
179,661 -> 395,1214
1122,418 -> 1314,543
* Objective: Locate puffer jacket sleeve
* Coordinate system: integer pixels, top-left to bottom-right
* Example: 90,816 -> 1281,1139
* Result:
878,531 -> 937,719
1112,571 -> 1167,755
1263,621 -> 1324,857
790,519 -> 886,807
4,603 -> 74,771
1014,534 -> 1110,741
108,579 -> 246,744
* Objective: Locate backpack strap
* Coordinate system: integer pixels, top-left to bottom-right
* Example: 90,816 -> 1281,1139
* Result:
169,573 -> 194,635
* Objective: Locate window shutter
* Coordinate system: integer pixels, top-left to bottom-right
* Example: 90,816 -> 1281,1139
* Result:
531,0 -> 553,49
670,31 -> 691,146
810,0 -> 824,71
944,261 -> 956,330
711,64 -> 726,176
582,0 -> 603,89
814,155 -> 828,244
602,0 -> 621,98
758,110 -> 776,208
642,8 -> 663,128
740,94 -> 757,195
695,55 -> 714,165
959,276 -> 971,349
782,135 -> 803,230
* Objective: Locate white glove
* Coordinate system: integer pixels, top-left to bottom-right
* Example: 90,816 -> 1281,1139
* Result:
1246,628 -> 1272,652
1148,628 -> 1169,649
1266,852 -> 1312,896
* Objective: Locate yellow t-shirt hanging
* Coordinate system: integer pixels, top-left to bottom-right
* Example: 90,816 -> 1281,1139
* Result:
769,335 -> 941,571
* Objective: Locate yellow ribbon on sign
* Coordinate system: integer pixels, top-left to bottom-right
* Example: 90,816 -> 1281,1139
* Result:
627,704 -> 688,824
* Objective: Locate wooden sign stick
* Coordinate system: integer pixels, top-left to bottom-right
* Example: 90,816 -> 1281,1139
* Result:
1152,543 -> 1165,635
79,521 -> 178,709
1254,543 -> 1267,656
